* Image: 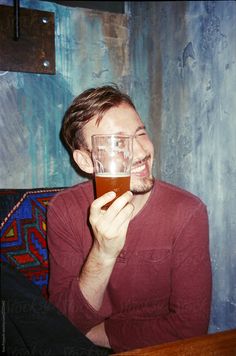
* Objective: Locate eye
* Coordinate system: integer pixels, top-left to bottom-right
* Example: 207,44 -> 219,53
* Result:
136,131 -> 147,137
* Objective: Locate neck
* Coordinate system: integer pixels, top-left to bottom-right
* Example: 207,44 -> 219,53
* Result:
132,190 -> 152,217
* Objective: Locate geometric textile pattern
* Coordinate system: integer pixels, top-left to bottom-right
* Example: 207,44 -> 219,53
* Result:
0,188 -> 63,299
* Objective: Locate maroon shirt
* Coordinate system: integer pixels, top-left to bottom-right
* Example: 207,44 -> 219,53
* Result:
47,180 -> 212,352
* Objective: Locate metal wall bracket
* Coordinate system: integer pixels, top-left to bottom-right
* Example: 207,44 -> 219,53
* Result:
0,4 -> 55,74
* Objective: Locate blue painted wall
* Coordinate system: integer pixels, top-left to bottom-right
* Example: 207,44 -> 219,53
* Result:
0,0 -> 130,187
0,0 -> 235,337
127,1 -> 236,333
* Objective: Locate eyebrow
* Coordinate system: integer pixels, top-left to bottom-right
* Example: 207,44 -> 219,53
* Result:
115,126 -> 146,136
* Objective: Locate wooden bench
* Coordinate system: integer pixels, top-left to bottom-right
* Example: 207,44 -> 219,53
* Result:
115,329 -> 236,355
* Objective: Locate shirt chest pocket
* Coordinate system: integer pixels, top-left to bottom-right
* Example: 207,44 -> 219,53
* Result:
129,249 -> 172,299
110,249 -> 172,305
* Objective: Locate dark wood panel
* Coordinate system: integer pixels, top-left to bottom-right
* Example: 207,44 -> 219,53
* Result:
0,5 -> 55,74
46,1 -> 124,13
115,329 -> 236,355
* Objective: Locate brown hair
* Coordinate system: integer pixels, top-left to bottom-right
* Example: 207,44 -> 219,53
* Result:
61,84 -> 136,152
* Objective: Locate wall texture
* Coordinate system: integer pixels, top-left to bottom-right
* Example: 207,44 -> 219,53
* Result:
127,1 -> 236,333
0,0 -> 235,337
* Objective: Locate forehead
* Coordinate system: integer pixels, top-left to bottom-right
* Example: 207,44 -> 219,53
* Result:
83,103 -> 144,141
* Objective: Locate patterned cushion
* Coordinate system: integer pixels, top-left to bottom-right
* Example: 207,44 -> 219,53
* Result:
0,188 -> 64,299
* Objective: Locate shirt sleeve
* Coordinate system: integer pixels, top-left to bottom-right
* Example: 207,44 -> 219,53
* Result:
47,194 -> 110,334
104,203 -> 212,352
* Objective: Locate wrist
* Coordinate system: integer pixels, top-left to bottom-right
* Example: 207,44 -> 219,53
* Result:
91,243 -> 118,267
79,247 -> 116,310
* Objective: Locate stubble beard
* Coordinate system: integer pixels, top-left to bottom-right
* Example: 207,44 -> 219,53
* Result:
130,175 -> 155,195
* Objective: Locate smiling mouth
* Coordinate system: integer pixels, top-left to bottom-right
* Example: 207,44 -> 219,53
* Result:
131,164 -> 146,174
131,156 -> 150,176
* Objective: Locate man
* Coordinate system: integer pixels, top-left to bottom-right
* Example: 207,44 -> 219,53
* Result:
47,84 -> 212,353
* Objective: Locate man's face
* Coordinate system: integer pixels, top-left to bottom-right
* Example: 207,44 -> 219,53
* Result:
82,103 -> 155,194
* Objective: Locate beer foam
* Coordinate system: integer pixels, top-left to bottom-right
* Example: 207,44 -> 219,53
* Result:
95,172 -> 130,178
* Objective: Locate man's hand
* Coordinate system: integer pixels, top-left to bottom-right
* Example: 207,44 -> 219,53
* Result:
86,322 -> 110,348
79,191 -> 134,311
89,190 -> 134,260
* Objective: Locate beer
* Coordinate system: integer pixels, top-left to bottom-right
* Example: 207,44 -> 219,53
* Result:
95,173 -> 130,208
92,134 -> 133,208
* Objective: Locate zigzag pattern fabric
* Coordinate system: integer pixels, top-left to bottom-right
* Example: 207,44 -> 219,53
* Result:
0,189 -> 62,299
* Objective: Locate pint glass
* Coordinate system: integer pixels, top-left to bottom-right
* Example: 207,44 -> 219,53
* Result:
92,134 -> 133,208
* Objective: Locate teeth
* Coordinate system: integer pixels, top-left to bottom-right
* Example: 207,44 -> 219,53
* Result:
132,164 -> 145,173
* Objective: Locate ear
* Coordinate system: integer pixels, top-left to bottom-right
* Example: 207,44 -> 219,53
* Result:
73,150 -> 93,174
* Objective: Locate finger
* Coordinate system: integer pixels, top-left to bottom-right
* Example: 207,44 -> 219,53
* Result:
90,191 -> 116,216
112,202 -> 134,232
106,191 -> 133,219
